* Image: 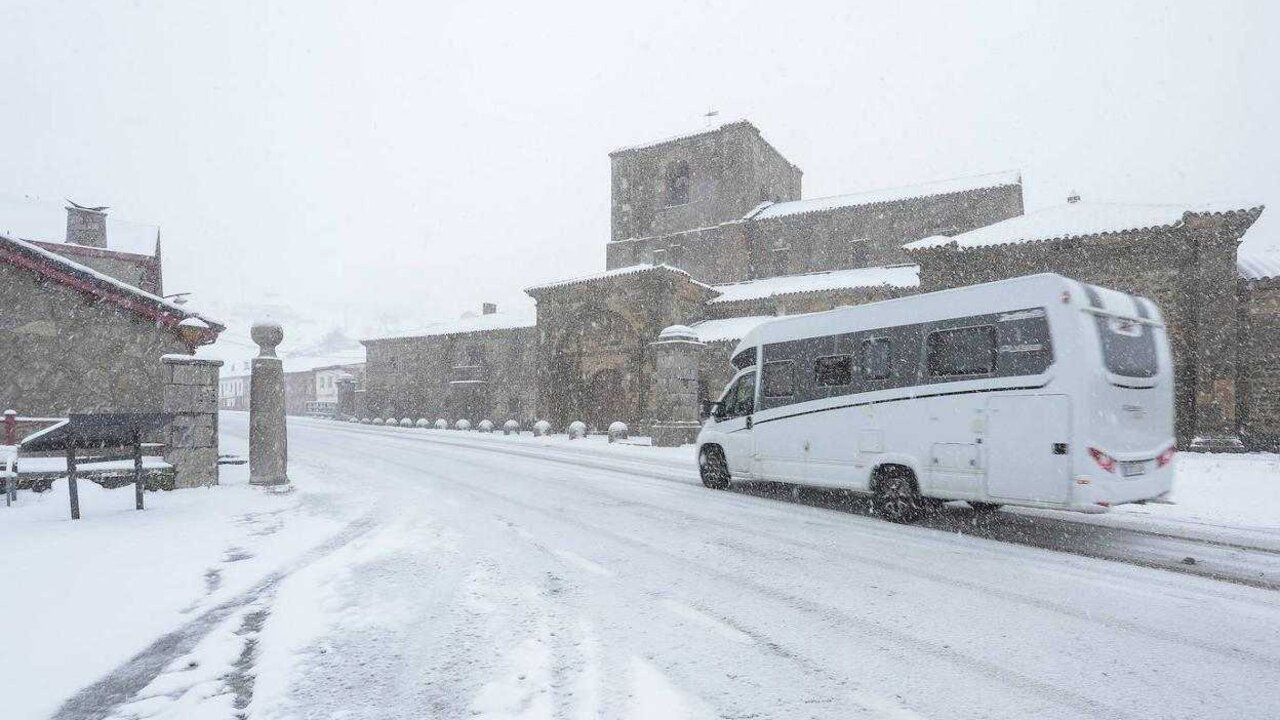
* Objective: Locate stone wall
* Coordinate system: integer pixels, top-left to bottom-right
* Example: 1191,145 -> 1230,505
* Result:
33,242 -> 162,294
1239,278 -> 1280,449
362,326 -> 538,424
0,261 -> 187,416
605,223 -> 751,284
609,121 -> 800,242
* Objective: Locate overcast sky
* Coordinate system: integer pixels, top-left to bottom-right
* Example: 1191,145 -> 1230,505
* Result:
3,0 -> 1276,346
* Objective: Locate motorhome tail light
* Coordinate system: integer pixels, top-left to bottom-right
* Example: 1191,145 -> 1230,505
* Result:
1087,447 -> 1116,473
1156,445 -> 1177,468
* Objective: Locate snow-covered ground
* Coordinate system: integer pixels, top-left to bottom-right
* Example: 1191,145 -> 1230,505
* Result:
3,412 -> 1278,719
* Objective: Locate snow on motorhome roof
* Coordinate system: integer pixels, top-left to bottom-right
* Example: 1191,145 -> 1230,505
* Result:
904,201 -> 1264,251
710,265 -> 919,304
610,119 -> 753,155
0,193 -> 159,256
746,170 -> 1021,221
690,315 -> 777,343
365,310 -> 536,342
524,263 -> 714,294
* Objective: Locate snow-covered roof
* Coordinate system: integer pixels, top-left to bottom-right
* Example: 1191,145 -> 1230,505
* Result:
610,119 -> 753,155
0,232 -> 223,334
710,265 -> 920,305
1238,247 -> 1280,281
746,170 -> 1021,222
904,201 -> 1264,252
690,315 -> 777,343
0,194 -> 159,256
525,263 -> 714,294
365,311 -> 536,343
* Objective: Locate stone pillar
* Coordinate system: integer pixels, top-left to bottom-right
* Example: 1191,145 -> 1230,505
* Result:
249,322 -> 290,486
1187,222 -> 1246,451
649,325 -> 705,447
336,374 -> 356,419
161,355 -> 223,488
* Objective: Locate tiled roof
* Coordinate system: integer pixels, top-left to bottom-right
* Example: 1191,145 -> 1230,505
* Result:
610,119 -> 754,155
1238,247 -> 1280,281
710,265 -> 919,305
905,201 -> 1264,251
524,263 -> 715,294
365,311 -> 536,343
746,170 -> 1021,221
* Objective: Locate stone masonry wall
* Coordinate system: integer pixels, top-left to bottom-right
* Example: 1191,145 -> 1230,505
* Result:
162,356 -> 222,488
1239,278 -> 1280,449
0,261 -> 187,416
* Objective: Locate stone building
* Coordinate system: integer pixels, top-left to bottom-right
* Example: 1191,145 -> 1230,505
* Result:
1,204 -> 222,417
361,119 -> 1273,448
361,304 -> 538,423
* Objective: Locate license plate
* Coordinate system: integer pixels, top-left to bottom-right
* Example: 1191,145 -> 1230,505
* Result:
1121,461 -> 1145,477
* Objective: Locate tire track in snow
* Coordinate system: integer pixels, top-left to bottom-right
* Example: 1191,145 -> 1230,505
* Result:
50,512 -> 378,720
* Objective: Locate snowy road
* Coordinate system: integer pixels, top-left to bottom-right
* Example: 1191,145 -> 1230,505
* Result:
194,414 -> 1280,720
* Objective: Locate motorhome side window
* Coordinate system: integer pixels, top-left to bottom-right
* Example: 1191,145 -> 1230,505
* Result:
762,360 -> 795,398
862,339 -> 892,380
927,326 -> 997,377
814,355 -> 853,386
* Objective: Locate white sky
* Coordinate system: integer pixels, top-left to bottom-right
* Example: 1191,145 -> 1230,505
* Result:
2,0 -> 1277,341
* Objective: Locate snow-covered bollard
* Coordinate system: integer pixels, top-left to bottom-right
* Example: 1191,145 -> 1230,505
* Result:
399,418 -> 413,427
608,421 -> 629,443
415,418 -> 430,428
348,416 -> 358,423
360,417 -> 371,424
503,420 -> 520,435
372,418 -> 384,425
478,419 -> 494,433
434,418 -> 448,430
568,420 -> 587,440
533,420 -> 551,437
455,419 -> 472,431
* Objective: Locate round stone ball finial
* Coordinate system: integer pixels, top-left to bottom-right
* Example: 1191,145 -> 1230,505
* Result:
657,324 -> 699,343
251,321 -> 284,358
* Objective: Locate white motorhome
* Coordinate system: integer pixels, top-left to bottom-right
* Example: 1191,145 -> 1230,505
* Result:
695,273 -> 1176,522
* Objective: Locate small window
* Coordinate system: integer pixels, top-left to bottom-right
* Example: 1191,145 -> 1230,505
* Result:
863,339 -> 892,380
720,373 -> 755,419
666,160 -> 690,205
762,360 -> 796,398
814,355 -> 853,386
928,326 -> 997,377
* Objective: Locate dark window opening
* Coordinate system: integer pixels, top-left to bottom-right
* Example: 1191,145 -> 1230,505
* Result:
721,373 -> 755,419
862,339 -> 892,380
762,360 -> 796,398
815,355 -> 853,386
927,326 -> 997,377
731,347 -> 757,370
666,160 -> 690,205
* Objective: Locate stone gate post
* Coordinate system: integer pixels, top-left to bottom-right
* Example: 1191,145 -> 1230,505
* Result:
649,325 -> 705,447
161,355 -> 223,488
249,322 -> 290,486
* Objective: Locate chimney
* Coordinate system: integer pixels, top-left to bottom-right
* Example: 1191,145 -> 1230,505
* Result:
482,303 -> 498,315
66,204 -> 108,248
1066,191 -> 1081,204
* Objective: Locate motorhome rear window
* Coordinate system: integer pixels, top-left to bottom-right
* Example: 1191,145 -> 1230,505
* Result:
814,355 -> 853,386
862,339 -> 892,380
762,360 -> 796,398
1095,315 -> 1158,378
927,326 -> 997,377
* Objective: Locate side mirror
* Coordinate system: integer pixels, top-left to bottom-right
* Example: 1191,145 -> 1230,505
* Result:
700,400 -> 722,421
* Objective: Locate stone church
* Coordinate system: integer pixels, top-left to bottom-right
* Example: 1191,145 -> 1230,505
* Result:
363,119 -> 1275,450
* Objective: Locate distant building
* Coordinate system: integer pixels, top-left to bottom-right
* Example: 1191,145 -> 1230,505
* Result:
1,201 -> 223,417
360,119 -> 1274,449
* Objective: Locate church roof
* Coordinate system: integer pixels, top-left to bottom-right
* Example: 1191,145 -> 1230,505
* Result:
609,119 -> 756,156
903,201 -> 1264,252
709,264 -> 920,305
745,170 -> 1021,222
1238,247 -> 1280,281
0,193 -> 159,257
524,263 -> 715,295
0,232 -> 222,344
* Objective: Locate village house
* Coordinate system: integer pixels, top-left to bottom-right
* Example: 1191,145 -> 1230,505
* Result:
359,120 -> 1274,449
